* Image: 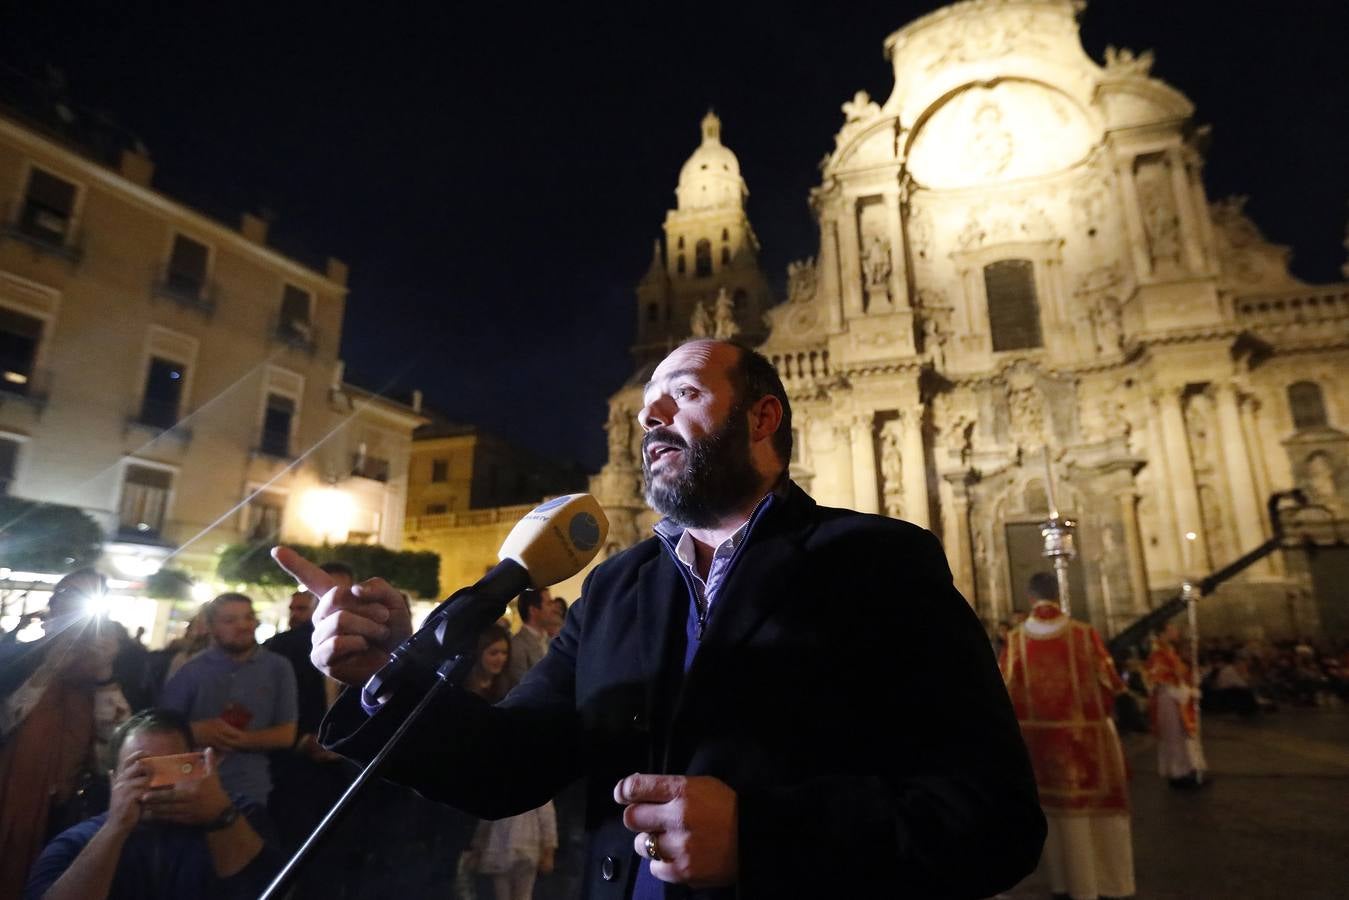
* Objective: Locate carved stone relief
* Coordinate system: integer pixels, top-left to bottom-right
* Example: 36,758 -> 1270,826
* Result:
690,301 -> 711,338
879,418 -> 905,518
1103,45 -> 1156,78
786,257 -> 818,303
712,287 -> 740,340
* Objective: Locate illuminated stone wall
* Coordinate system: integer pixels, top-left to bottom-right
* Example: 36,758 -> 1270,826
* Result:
597,0 -> 1349,638
0,114 -> 424,638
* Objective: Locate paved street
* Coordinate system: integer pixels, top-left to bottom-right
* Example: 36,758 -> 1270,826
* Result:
1000,707 -> 1349,899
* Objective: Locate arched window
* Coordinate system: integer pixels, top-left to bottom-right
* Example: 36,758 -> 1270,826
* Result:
721,228 -> 729,241
677,236 -> 684,249
695,240 -> 712,277
721,247 -> 730,265
677,255 -> 686,275
1288,381 -> 1328,430
984,259 -> 1042,352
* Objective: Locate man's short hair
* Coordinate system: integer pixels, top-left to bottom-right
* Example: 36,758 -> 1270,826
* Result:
205,592 -> 253,625
1027,572 -> 1059,602
725,341 -> 793,465
108,708 -> 194,765
518,589 -> 546,624
319,561 -> 356,581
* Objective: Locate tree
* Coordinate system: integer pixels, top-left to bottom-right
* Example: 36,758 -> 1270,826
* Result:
217,543 -> 440,600
0,496 -> 103,573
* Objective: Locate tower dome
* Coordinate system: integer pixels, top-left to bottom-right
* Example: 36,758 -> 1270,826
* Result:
675,111 -> 747,210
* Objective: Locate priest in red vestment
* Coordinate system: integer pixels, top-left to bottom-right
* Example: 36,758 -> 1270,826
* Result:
1000,573 -> 1135,900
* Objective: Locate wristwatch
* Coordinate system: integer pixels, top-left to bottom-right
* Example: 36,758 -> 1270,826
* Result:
203,804 -> 239,832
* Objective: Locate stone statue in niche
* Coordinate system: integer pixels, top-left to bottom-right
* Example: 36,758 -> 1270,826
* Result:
690,301 -> 711,338
712,287 -> 739,340
879,419 -> 905,519
1304,452 -> 1340,511
606,405 -> 632,467
862,233 -> 892,288
786,257 -> 818,303
1136,161 -> 1183,270
1008,382 -> 1046,449
933,392 -> 976,467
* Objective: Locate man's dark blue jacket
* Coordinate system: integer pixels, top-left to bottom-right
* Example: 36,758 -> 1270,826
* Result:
322,482 -> 1046,898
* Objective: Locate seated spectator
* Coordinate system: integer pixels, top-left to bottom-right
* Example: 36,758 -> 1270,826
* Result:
23,708 -> 282,900
1203,653 -> 1258,716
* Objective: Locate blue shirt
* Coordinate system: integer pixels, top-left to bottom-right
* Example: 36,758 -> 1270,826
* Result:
634,492 -> 777,900
23,796 -> 283,900
161,646 -> 298,805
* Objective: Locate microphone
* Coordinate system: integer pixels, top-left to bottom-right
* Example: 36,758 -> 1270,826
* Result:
361,493 -> 609,707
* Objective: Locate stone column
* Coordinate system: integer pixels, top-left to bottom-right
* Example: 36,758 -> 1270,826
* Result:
1214,382 -> 1269,571
1156,388 -> 1210,572
946,479 -> 976,605
831,420 -> 856,509
901,406 -> 930,529
1143,413 -> 1182,579
1113,154 -> 1154,279
1117,487 -> 1152,614
1167,147 -> 1205,274
819,215 -> 844,332
850,412 -> 880,514
1238,392 -> 1285,575
837,199 -> 865,319
883,191 -> 909,309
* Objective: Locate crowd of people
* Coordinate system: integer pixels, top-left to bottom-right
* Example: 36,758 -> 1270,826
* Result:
0,562 -> 579,900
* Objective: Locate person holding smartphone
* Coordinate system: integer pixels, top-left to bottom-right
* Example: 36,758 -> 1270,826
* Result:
22,708 -> 283,900
161,593 -> 297,809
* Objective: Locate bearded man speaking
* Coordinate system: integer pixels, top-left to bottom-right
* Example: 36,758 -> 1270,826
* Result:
274,339 -> 1045,899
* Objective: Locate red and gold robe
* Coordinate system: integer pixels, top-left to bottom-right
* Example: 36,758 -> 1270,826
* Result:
1000,602 -> 1129,814
1145,641 -> 1198,736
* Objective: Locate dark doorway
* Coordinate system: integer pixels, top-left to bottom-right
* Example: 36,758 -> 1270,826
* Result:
1005,521 -> 1089,620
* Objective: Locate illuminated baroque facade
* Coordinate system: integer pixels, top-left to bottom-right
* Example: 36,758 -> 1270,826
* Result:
594,0 -> 1349,637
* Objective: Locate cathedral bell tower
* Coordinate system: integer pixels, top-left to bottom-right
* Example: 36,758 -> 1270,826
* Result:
632,111 -> 774,365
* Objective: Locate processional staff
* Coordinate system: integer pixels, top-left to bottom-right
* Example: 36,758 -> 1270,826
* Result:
1039,448 -> 1077,618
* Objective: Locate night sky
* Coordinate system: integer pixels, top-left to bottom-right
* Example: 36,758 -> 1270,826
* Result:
2,1 -> 1346,472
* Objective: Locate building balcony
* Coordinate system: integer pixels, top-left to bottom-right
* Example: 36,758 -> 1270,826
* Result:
271,316 -> 319,355
350,453 -> 390,483
0,201 -> 84,267
1234,287 -> 1349,329
0,366 -> 52,413
150,266 -> 218,317
127,399 -> 193,444
253,428 -> 294,461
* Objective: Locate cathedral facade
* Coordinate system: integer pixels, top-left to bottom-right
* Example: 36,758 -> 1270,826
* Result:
593,0 -> 1349,638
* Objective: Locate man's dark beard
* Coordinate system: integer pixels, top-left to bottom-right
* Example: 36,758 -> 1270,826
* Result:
642,401 -> 762,528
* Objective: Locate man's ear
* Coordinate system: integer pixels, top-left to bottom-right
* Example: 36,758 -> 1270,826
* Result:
749,395 -> 783,445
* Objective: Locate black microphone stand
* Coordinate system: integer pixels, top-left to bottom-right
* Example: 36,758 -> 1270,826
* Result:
259,560 -> 533,898
257,653 -> 470,900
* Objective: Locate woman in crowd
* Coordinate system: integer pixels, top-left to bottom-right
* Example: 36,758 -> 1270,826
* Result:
0,569 -> 126,898
465,624 -> 556,900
